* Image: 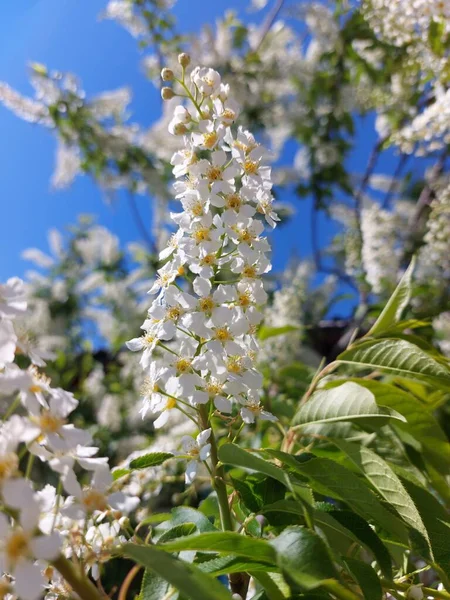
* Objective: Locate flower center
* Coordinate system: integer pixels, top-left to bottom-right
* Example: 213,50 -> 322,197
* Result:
193,228 -> 211,243
83,490 -> 108,513
222,109 -> 235,122
206,380 -> 223,395
199,296 -> 215,312
206,166 -> 222,181
238,291 -> 251,307
244,160 -> 259,175
176,358 -> 192,373
242,265 -> 257,278
203,132 -> 218,149
190,201 -> 204,217
6,531 -> 29,563
0,453 -> 18,481
143,333 -> 156,347
200,254 -> 215,266
167,306 -> 182,321
227,357 -> 243,374
225,193 -> 241,210
215,327 -> 231,342
38,411 -> 65,434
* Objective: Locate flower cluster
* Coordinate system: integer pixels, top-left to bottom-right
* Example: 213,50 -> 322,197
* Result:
127,56 -> 278,465
0,278 -> 139,600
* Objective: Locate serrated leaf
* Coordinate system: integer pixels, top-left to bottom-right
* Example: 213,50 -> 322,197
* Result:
197,555 -> 277,576
368,258 -> 415,335
258,325 -> 300,341
157,523 -> 197,543
338,338 -> 450,390
400,477 -> 450,580
269,452 -> 408,543
333,440 -> 430,555
343,558 -> 382,600
218,444 -> 292,489
129,452 -> 174,469
159,531 -> 277,564
293,382 -> 405,428
170,507 -> 218,532
140,569 -> 170,600
270,526 -> 337,591
112,468 -> 130,480
345,379 -> 450,474
124,543 -> 233,600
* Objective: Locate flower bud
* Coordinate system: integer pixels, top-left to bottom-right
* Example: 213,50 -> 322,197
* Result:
178,53 -> 191,68
161,87 -> 175,100
161,68 -> 174,82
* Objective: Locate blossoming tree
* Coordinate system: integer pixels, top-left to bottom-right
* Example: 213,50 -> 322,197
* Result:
0,2 -> 450,600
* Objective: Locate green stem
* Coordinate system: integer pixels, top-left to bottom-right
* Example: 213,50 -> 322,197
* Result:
382,580 -> 450,600
52,555 -> 104,600
25,453 -> 35,479
322,580 -> 361,600
198,405 -> 233,532
3,394 -> 20,421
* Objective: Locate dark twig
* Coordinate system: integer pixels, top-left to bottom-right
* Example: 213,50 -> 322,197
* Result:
253,0 -> 285,52
310,201 -> 358,292
127,191 -> 156,253
382,153 -> 410,209
409,150 -> 447,232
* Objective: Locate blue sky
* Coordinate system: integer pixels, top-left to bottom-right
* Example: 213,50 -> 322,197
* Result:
0,0 -> 405,316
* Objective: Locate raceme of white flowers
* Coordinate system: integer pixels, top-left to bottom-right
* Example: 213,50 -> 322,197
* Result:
127,56 -> 279,445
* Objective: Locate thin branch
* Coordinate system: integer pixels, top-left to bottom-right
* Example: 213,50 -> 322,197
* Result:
253,0 -> 285,52
409,149 -> 447,232
310,200 -> 358,292
382,153 -> 410,209
127,191 -> 156,253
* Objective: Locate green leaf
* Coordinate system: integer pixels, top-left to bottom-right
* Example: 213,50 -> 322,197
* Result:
270,526 -> 337,590
170,507 -> 217,532
197,555 -> 278,576
343,558 -> 382,600
337,338 -> 450,390
112,468 -> 130,481
399,478 -> 450,580
270,452 -> 408,542
124,543 -> 233,600
258,325 -> 300,341
140,569 -> 170,600
218,444 -> 293,489
129,452 -> 174,469
346,379 -> 450,474
428,19 -> 446,56
157,523 -> 197,543
368,258 -> 415,335
293,382 -> 405,428
327,510 -> 392,580
333,440 -> 430,555
159,531 -> 277,564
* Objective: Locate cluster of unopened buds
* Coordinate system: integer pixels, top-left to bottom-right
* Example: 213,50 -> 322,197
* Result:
0,278 -> 139,600
128,53 -> 279,481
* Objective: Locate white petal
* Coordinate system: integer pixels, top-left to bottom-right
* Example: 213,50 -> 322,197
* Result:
14,560 -> 45,600
185,460 -> 198,484
30,532 -> 61,560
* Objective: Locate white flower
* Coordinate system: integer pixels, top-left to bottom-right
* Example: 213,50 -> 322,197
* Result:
191,67 -> 221,97
61,465 -> 138,519
0,278 -> 27,318
0,319 -> 16,367
0,480 -> 60,600
180,429 -> 211,484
